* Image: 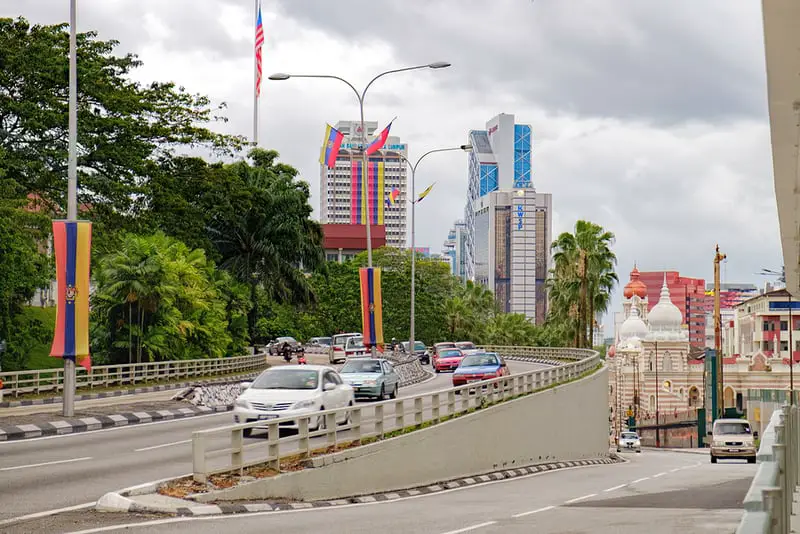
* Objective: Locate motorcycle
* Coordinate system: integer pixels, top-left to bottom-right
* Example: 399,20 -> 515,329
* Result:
280,343 -> 293,362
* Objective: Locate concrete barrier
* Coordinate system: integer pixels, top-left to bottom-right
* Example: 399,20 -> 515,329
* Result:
193,364 -> 608,503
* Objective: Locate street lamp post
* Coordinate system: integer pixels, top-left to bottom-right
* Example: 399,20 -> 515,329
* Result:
269,62 -> 450,357
63,0 -> 79,417
396,145 -> 472,358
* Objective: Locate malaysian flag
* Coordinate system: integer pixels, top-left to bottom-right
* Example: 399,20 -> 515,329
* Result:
255,2 -> 264,97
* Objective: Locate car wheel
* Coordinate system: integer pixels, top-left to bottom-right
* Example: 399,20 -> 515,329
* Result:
710,454 -> 717,464
434,366 -> 440,374
616,448 -> 621,452
339,402 -> 353,425
380,384 -> 387,400
747,456 -> 756,464
390,384 -> 398,399
315,408 -> 327,431
636,449 -> 641,454
243,428 -> 252,438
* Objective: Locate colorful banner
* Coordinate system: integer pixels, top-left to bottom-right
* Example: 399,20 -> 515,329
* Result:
351,160 -> 361,224
357,161 -> 385,225
319,124 -> 344,168
50,220 -> 92,371
359,267 -> 384,347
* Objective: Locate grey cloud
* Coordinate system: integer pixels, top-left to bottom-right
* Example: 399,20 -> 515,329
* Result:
275,0 -> 768,125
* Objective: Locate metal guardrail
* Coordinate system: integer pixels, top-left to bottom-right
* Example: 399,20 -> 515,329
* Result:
0,354 -> 268,398
191,347 -> 600,483
736,403 -> 800,534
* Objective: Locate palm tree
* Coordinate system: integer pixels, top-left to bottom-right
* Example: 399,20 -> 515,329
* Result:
211,149 -> 325,341
548,220 -> 618,348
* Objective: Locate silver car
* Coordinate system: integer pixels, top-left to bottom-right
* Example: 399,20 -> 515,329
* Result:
339,358 -> 399,400
617,431 -> 642,453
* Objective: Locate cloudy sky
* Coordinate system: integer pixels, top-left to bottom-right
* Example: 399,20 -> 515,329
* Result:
5,0 -> 781,334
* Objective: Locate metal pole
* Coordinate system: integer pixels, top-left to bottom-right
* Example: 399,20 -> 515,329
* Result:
409,165 -> 416,359
790,295 -> 794,404
253,0 -> 258,144
714,245 -> 726,418
359,100 -> 377,358
63,0 -> 78,417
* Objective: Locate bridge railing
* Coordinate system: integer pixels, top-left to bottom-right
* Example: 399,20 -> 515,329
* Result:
191,347 -> 601,483
0,354 -> 268,398
736,403 -> 800,534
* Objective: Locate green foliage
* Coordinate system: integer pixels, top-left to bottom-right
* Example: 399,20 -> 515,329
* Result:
90,232 -> 248,364
0,180 -> 51,370
0,17 -> 244,253
548,220 -> 618,348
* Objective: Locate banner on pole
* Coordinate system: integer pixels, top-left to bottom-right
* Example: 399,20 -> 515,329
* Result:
50,220 -> 92,371
359,267 -> 384,347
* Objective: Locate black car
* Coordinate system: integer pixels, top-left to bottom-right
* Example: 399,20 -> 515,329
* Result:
401,341 -> 430,364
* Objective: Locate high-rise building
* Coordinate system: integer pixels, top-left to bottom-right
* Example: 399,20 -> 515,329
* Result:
319,121 -> 408,248
702,283 -> 759,349
442,220 -> 468,281
637,271 -> 706,347
463,113 -> 551,323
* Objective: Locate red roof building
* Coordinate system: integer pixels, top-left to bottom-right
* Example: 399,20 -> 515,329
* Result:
322,224 -> 386,263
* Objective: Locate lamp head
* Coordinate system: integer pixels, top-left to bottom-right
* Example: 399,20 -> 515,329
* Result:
460,144 -> 473,152
268,73 -> 291,81
427,61 -> 451,69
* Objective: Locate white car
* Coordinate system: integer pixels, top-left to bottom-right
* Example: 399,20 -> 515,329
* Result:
617,431 -> 642,453
233,365 -> 354,437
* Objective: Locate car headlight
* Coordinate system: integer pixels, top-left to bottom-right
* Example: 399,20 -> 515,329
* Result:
234,398 -> 250,409
713,440 -> 725,447
293,399 -> 316,410
363,379 -> 377,386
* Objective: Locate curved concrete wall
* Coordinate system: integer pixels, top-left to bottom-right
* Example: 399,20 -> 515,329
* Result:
197,364 -> 609,502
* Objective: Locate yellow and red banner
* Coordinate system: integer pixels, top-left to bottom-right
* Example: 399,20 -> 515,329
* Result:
50,220 -> 92,371
359,267 -> 384,347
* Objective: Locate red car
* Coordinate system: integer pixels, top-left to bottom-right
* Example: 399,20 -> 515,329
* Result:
432,347 -> 465,373
452,352 -> 509,387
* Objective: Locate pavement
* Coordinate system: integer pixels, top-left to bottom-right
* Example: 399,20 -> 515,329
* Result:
0,359 -> 544,528
3,448 -> 756,533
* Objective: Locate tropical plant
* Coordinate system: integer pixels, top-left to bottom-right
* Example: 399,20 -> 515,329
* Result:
91,233 -> 244,364
548,220 -> 618,348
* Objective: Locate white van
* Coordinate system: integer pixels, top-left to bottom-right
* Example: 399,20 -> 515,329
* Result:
328,332 -> 361,364
709,418 -> 757,464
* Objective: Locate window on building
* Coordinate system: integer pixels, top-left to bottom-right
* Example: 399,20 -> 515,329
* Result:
781,321 -> 788,331
781,341 -> 788,352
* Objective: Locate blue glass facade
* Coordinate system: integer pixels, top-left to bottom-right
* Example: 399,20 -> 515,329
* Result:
479,164 -> 499,196
513,124 -> 532,188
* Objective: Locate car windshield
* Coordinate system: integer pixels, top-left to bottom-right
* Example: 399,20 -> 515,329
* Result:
276,337 -> 295,343
341,360 -> 382,373
251,369 -> 318,390
456,342 -> 476,350
347,338 -> 365,349
715,422 -> 751,435
315,337 -> 331,345
436,343 -> 456,349
621,432 -> 638,439
414,341 -> 425,350
439,349 -> 462,358
461,354 -> 498,367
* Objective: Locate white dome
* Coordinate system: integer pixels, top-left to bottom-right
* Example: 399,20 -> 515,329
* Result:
646,275 -> 686,341
619,300 -> 649,341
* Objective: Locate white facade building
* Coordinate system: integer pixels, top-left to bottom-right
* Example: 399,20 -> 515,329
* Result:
463,113 -> 551,323
319,120 -> 408,248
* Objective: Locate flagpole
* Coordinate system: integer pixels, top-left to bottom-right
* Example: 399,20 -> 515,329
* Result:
63,0 -> 78,417
253,0 -> 259,145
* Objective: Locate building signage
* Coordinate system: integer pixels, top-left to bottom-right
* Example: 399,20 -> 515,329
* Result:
516,204 -> 524,230
769,301 -> 800,310
488,124 -> 499,136
341,143 -> 406,151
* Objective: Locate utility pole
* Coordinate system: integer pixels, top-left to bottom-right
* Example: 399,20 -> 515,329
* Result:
713,245 -> 726,419
789,294 -> 794,404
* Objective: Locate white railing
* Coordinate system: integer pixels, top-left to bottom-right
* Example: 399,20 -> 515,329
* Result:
0,354 -> 268,398
736,404 -> 800,534
191,347 -> 600,483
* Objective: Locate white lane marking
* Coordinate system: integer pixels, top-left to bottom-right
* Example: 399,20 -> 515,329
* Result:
0,501 -> 95,528
603,484 -> 627,492
652,472 -> 667,478
631,477 -> 650,484
439,521 -> 497,534
511,505 -> 556,518
0,412 -> 229,445
65,462 -> 611,533
0,456 -> 92,471
134,439 -> 191,452
564,493 -> 596,504
670,468 -> 681,472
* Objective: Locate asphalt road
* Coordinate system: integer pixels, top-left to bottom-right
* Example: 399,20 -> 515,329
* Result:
52,449 -> 755,534
0,360 -> 546,524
